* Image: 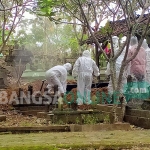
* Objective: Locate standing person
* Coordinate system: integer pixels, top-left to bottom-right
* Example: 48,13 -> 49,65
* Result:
105,49 -> 127,94
142,39 -> 150,84
125,37 -> 146,108
127,36 -> 146,82
72,50 -> 100,108
105,36 -> 127,94
45,63 -> 72,97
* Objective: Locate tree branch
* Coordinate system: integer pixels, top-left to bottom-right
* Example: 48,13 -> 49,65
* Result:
77,0 -> 109,60
126,17 -> 150,63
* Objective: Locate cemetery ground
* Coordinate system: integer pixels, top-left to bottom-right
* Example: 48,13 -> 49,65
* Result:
0,108 -> 150,150
0,130 -> 150,149
0,79 -> 150,150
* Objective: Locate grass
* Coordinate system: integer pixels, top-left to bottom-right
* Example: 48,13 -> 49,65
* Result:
0,130 -> 150,149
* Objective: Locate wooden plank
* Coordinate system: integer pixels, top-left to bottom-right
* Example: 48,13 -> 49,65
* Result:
0,126 -> 70,133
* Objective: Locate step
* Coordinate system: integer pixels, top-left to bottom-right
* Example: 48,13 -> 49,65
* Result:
70,123 -> 131,132
96,104 -> 122,114
124,115 -> 150,129
126,109 -> 150,118
0,126 -> 70,133
16,106 -> 46,111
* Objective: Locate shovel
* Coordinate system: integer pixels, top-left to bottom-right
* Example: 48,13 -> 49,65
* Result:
40,79 -> 46,91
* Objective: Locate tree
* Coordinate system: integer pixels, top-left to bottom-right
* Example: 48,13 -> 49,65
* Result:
36,0 -> 150,122
0,0 -> 35,53
35,0 -> 115,63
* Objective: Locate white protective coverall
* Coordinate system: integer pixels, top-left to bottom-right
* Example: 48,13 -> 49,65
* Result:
127,36 -> 146,81
142,39 -> 150,84
105,36 -> 127,94
45,63 -> 72,95
72,50 -> 100,105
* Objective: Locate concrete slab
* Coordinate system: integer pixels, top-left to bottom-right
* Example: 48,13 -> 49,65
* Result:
0,126 -> 70,133
124,115 -> 150,129
126,109 -> 150,118
96,104 -> 122,114
70,123 -> 131,132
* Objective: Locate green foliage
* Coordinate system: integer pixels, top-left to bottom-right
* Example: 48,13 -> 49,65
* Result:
0,29 -> 15,46
118,33 -> 124,40
104,114 -> 110,124
37,0 -> 62,22
75,117 -> 80,124
100,21 -> 112,36
81,114 -> 99,124
15,15 -> 81,57
56,119 -> 65,125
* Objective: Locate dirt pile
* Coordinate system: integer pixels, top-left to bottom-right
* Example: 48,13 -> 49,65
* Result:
0,80 -> 48,110
67,80 -> 77,84
65,87 -> 108,103
63,87 -> 109,110
5,80 -> 48,98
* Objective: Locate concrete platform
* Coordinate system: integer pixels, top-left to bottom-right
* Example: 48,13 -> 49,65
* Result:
124,108 -> 150,129
0,125 -> 70,133
48,109 -> 102,124
96,104 -> 122,114
0,123 -> 131,133
70,123 -> 131,132
96,104 -> 123,122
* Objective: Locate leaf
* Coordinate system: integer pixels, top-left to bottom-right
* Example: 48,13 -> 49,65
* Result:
118,33 -> 123,40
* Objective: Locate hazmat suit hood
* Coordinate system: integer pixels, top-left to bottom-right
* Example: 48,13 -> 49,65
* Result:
130,36 -> 138,46
63,63 -> 72,71
82,50 -> 91,58
142,39 -> 148,49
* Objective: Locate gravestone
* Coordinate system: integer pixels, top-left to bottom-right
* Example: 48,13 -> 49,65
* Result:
25,63 -> 31,72
37,62 -> 43,71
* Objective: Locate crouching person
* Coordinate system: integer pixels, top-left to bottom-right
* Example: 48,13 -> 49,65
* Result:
45,63 -> 72,97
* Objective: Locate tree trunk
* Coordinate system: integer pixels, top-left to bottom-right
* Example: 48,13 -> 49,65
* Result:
95,44 -> 100,81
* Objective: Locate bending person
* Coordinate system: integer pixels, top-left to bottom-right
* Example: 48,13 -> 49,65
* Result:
45,63 -> 72,97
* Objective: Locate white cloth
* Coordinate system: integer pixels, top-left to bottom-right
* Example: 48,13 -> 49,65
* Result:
72,50 -> 100,105
105,47 -> 127,94
45,63 -> 72,94
127,38 -> 146,80
142,39 -> 150,84
146,49 -> 150,84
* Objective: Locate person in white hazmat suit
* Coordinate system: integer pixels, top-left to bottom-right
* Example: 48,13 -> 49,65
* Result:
105,51 -> 127,94
142,39 -> 150,84
105,36 -> 127,94
72,50 -> 100,106
45,63 -> 72,97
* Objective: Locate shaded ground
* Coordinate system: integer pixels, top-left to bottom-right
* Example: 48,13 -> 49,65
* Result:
0,130 -> 150,149
0,111 -> 47,127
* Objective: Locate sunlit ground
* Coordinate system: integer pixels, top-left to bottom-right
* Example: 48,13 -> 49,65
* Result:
0,130 -> 150,149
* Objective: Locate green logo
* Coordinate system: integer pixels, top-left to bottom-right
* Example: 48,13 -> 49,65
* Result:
123,81 -> 150,102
